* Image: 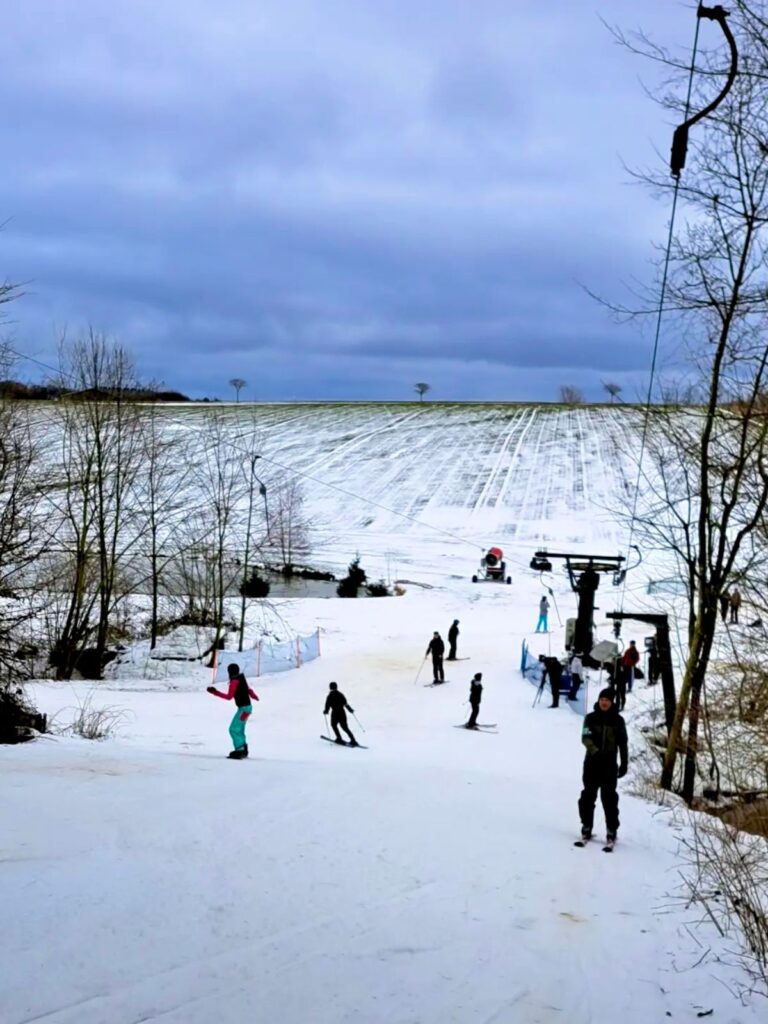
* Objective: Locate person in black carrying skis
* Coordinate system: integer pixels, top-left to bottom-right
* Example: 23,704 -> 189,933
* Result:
426,631 -> 445,683
207,662 -> 259,759
577,687 -> 628,846
465,672 -> 483,728
324,682 -> 359,746
447,620 -> 460,661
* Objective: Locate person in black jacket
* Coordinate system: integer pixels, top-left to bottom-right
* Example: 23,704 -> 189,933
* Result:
447,619 -> 460,660
577,688 -> 628,842
324,682 -> 358,746
538,654 -> 563,708
426,631 -> 445,683
465,672 -> 483,728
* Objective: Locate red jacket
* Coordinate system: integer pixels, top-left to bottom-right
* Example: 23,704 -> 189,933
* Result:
621,646 -> 640,669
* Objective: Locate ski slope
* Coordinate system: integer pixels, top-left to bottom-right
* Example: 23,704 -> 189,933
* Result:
2,403 -> 757,1024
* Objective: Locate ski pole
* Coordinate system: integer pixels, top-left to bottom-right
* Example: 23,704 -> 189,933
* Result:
323,713 -> 330,740
414,656 -> 427,686
351,711 -> 366,733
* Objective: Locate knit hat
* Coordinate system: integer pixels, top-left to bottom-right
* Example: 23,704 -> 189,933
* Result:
598,687 -> 615,703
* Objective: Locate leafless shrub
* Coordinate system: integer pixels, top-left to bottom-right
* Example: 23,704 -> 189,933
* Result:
63,691 -> 129,740
679,809 -> 768,997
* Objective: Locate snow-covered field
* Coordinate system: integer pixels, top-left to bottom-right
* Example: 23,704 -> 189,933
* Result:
3,404 -> 758,1023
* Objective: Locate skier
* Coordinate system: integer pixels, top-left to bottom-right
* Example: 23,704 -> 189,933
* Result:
538,654 -> 563,708
535,596 -> 550,633
577,687 -> 628,846
447,619 -> 460,661
426,631 -> 445,683
620,640 -> 640,701
465,672 -> 483,728
730,588 -> 742,624
567,651 -> 584,701
719,588 -> 730,623
207,662 -> 259,759
324,682 -> 358,746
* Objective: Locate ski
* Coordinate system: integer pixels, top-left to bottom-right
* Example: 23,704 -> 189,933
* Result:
320,735 -> 367,749
424,682 -> 449,687
453,725 -> 499,733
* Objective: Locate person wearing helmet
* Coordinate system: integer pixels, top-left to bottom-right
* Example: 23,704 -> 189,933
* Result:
324,682 -> 358,746
447,619 -> 460,661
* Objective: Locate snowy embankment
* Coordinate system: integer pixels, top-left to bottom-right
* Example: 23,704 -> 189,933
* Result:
2,405 -> 757,1023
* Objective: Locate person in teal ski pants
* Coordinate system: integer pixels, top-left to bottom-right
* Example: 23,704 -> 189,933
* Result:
208,662 -> 259,759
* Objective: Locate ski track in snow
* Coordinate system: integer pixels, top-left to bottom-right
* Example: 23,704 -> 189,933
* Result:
4,404 -> 754,1024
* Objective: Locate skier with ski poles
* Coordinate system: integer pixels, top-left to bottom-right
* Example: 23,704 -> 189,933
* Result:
576,687 -> 628,849
425,631 -> 445,684
207,662 -> 259,759
324,682 -> 359,746
464,672 -> 483,729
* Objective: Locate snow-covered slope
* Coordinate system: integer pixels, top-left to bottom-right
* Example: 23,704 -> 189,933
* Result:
3,404 -> 757,1024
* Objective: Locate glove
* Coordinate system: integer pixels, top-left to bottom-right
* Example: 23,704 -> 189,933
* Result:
206,686 -> 216,694
349,708 -> 355,714
618,764 -> 627,779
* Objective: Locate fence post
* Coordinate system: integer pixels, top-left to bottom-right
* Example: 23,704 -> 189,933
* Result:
256,641 -> 262,678
316,626 -> 321,656
296,637 -> 301,668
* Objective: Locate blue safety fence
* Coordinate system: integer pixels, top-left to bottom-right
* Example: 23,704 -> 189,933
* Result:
213,628 -> 321,682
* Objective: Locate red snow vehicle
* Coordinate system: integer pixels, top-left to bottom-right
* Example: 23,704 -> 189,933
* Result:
472,547 -> 512,584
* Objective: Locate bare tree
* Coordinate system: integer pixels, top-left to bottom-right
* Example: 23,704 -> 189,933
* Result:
610,5 -> 768,803
559,385 -> 584,404
47,331 -> 145,678
414,383 -> 430,401
229,378 -> 247,402
601,381 -> 622,403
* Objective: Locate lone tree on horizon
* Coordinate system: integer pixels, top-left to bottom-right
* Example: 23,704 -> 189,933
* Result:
602,380 -> 622,403
559,384 -> 583,405
414,382 -> 431,401
229,378 -> 247,402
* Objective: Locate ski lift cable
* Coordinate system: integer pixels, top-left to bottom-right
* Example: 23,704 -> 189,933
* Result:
618,6 -> 737,615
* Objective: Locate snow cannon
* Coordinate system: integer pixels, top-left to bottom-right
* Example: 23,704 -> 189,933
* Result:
472,546 -> 512,584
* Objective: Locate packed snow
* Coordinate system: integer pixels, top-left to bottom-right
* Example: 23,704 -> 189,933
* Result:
2,404 -> 759,1024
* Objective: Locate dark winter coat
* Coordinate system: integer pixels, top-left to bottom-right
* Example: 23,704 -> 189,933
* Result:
427,637 -> 445,658
469,680 -> 483,707
324,690 -> 353,715
234,674 -> 252,707
581,704 -> 628,770
448,623 -> 459,643
540,657 -> 563,685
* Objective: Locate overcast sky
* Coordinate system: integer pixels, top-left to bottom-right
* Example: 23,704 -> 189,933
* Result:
1,1 -> 702,401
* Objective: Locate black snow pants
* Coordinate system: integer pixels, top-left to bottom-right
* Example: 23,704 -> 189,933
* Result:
432,655 -> 445,683
467,702 -> 480,728
578,757 -> 620,835
447,640 -> 457,660
331,710 -> 355,743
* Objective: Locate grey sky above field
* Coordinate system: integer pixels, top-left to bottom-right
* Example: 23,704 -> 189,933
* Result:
1,1 -> 702,401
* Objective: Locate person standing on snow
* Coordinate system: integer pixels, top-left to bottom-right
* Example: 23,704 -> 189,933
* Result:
447,619 -> 460,661
538,654 -> 563,708
535,596 -> 550,633
465,672 -> 483,728
567,652 -> 584,701
577,687 -> 628,845
730,588 -> 742,624
719,588 -> 730,623
426,631 -> 445,683
619,640 -> 640,706
207,662 -> 259,759
324,682 -> 359,746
